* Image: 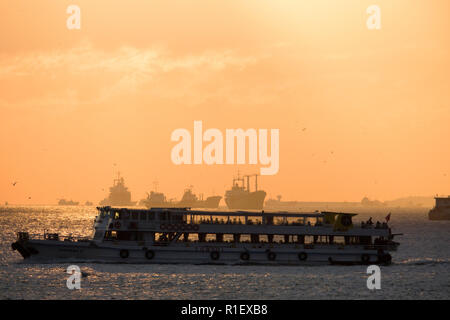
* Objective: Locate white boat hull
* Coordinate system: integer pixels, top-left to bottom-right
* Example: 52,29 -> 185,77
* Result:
13,239 -> 392,265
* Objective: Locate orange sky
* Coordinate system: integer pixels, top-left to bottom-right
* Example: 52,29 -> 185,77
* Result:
1,0 -> 449,204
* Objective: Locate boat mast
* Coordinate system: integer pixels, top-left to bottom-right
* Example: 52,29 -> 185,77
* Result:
243,174 -> 259,192
115,171 -> 121,186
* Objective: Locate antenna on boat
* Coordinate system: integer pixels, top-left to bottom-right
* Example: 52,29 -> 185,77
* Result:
153,180 -> 159,192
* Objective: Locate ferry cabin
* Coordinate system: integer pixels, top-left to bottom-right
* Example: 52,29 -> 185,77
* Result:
12,206 -> 399,265
94,207 -> 397,253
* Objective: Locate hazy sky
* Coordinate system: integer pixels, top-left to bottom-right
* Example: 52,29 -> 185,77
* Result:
1,0 -> 449,204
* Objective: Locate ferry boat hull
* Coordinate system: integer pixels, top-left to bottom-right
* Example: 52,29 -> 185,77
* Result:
12,207 -> 399,266
12,239 -> 392,265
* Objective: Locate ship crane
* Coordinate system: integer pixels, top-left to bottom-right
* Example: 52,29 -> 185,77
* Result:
243,174 -> 260,192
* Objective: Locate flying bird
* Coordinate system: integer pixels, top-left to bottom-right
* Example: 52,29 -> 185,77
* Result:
12,181 -> 18,186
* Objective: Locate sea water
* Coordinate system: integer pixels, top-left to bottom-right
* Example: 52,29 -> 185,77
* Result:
0,206 -> 448,299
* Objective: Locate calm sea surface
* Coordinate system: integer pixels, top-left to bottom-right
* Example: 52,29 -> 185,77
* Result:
0,205 -> 449,299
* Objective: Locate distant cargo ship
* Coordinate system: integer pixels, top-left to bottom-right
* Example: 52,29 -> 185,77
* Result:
177,188 -> 222,208
265,196 -> 361,210
142,188 -> 221,209
140,191 -> 170,207
58,199 -> 79,206
99,173 -> 136,207
429,196 -> 450,220
225,174 -> 266,210
265,195 -> 303,209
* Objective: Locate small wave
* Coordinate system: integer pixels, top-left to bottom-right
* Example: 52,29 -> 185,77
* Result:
396,258 -> 450,266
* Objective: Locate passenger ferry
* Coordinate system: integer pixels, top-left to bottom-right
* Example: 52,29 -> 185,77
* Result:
12,207 -> 400,265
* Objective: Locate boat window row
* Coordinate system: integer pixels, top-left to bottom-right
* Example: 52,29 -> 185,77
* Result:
103,231 -> 373,245
197,216 -> 324,226
101,210 -> 326,226
102,211 -> 189,222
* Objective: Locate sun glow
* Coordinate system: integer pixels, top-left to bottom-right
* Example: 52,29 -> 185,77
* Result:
0,0 -> 449,204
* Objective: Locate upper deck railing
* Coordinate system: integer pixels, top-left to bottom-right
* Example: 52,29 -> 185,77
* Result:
95,206 -> 391,232
97,206 -> 326,218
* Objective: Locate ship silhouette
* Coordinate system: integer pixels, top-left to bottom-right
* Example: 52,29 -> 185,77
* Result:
429,196 -> 450,220
58,199 -> 79,206
99,172 -> 136,207
177,187 -> 222,208
140,191 -> 170,207
141,187 -> 221,209
265,195 -> 301,209
225,173 -> 266,210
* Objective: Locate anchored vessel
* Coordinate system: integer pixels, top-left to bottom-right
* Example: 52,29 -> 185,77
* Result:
141,188 -> 222,209
12,207 -> 399,265
99,173 -> 136,207
429,196 -> 450,220
141,188 -> 221,209
58,199 -> 79,206
225,174 -> 266,210
140,191 -> 171,207
177,188 -> 222,209
265,195 -> 360,210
